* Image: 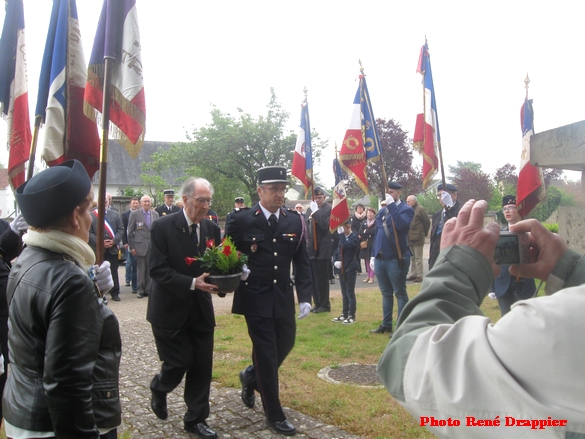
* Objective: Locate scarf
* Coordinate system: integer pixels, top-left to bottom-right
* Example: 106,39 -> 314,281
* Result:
23,229 -> 96,270
367,218 -> 375,228
354,211 -> 366,221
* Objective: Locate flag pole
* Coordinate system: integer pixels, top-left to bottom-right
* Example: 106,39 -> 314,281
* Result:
95,57 -> 115,265
26,116 -> 42,181
304,86 -> 313,200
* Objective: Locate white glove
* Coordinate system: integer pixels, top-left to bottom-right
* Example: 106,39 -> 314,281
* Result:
337,227 -> 344,234
0,353 -> 4,375
334,261 -> 342,269
240,264 -> 250,281
384,193 -> 394,205
298,302 -> 311,319
370,257 -> 375,271
441,191 -> 454,208
10,212 -> 29,235
309,200 -> 318,212
488,292 -> 497,300
93,261 -> 114,295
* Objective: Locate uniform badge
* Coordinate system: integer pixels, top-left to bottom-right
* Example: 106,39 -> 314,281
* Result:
251,244 -> 258,253
162,212 -> 167,216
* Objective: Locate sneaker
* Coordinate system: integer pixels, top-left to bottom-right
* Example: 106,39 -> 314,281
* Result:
342,317 -> 356,325
331,315 -> 346,322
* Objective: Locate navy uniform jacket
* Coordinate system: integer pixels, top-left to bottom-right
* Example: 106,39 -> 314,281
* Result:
225,204 -> 313,318
334,232 -> 360,274
306,202 -> 332,260
372,201 -> 414,260
154,204 -> 181,217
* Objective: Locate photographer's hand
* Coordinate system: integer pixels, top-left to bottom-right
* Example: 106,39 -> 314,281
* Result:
508,219 -> 568,281
441,199 -> 500,273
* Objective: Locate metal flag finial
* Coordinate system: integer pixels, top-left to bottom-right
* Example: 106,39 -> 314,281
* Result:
525,73 -> 530,100
303,86 -> 308,100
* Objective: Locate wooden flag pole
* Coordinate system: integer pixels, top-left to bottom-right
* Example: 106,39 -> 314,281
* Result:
95,57 -> 115,265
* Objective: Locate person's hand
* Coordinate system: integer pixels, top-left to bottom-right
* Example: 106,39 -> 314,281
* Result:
508,219 -> 568,281
131,249 -> 137,256
309,201 -> 318,212
334,261 -> 342,269
441,200 -> 500,273
298,302 -> 311,319
240,264 -> 251,281
196,272 -> 219,294
370,257 -> 375,271
93,261 -> 114,295
10,212 -> 28,235
441,191 -> 454,208
384,193 -> 394,205
104,239 -> 114,249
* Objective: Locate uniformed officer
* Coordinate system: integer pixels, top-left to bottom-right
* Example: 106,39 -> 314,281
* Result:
155,189 -> 181,216
234,196 -> 245,209
225,166 -> 313,436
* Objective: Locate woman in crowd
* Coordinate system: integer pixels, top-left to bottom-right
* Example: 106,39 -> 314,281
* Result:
359,208 -> 377,284
2,160 -> 121,439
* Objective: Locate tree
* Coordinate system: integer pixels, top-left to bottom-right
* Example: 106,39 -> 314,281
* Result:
346,118 -> 421,200
452,168 -> 494,204
448,161 -> 482,179
142,89 -> 327,215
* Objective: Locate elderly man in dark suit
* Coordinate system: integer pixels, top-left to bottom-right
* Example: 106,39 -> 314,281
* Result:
127,195 -> 159,298
89,193 -> 124,301
428,183 -> 462,269
147,177 -> 221,439
225,166 -> 313,436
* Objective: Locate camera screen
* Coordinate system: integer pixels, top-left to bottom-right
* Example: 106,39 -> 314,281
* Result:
494,234 -> 520,265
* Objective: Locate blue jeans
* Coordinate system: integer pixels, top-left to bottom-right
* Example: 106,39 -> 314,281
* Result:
374,257 -> 410,329
125,248 -> 137,290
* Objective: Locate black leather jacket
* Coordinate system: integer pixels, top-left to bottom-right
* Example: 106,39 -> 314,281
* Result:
2,246 -> 121,438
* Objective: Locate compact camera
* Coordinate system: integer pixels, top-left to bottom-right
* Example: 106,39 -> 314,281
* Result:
494,231 -> 530,265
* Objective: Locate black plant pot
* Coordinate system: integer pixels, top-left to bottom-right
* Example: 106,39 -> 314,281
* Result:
206,273 -> 242,297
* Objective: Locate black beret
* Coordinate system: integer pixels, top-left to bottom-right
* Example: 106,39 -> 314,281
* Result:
258,166 -> 288,185
16,160 -> 91,227
387,181 -> 402,190
163,189 -> 175,196
502,195 -> 517,207
234,197 -> 244,203
438,183 -> 458,192
313,187 -> 326,196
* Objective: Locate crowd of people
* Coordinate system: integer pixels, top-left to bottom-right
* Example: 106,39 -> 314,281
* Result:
0,159 -> 579,438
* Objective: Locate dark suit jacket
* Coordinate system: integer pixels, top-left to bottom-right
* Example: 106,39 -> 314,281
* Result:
306,202 -> 332,260
225,203 -> 313,318
147,211 -> 221,330
429,201 -> 462,268
89,208 -> 124,255
121,209 -> 133,246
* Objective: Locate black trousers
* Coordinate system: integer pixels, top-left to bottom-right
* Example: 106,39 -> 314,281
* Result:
150,323 -> 214,424
310,259 -> 330,310
242,314 -> 296,423
103,250 -> 120,298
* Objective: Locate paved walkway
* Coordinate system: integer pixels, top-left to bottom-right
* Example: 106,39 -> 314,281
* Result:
109,276 -> 362,439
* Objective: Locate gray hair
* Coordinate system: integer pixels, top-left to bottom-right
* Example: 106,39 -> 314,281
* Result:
180,177 -> 214,197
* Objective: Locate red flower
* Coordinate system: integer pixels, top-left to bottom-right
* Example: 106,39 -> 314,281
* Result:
206,239 -> 214,248
222,245 -> 232,257
185,257 -> 197,266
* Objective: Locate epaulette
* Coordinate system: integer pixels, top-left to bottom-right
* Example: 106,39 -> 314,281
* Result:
233,207 -> 250,214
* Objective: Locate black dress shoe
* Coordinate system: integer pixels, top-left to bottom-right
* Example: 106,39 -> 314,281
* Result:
267,419 -> 297,436
312,307 -> 330,313
150,389 -> 167,420
369,325 -> 392,334
184,421 -> 217,439
239,370 -> 255,408
111,296 -> 121,301
137,293 -> 144,298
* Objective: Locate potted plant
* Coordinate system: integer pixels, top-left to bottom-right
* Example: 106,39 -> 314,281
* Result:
186,236 -> 248,296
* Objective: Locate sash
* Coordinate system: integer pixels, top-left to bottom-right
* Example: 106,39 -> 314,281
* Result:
93,210 -> 115,240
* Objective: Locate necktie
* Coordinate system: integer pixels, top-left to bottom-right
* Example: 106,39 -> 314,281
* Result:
191,224 -> 199,254
145,210 -> 151,228
269,214 -> 277,235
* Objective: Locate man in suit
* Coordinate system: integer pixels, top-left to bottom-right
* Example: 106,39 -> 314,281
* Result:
127,195 -> 159,298
155,189 -> 181,217
225,166 -> 313,436
428,183 -> 462,269
89,193 -> 124,301
406,195 -> 430,283
147,177 -> 221,439
369,181 -> 414,336
306,187 -> 332,313
122,197 -> 140,293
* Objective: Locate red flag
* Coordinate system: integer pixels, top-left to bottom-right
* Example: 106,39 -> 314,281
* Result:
0,0 -> 31,190
329,181 -> 350,233
413,42 -> 440,189
339,87 -> 368,193
516,98 -> 545,218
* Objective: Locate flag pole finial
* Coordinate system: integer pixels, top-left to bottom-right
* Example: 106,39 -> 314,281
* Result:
359,59 -> 364,75
303,86 -> 308,100
524,73 -> 530,100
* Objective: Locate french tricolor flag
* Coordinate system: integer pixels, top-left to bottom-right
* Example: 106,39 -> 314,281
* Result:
291,100 -> 313,196
516,98 -> 545,218
413,42 -> 440,190
0,0 -> 31,190
36,0 -> 100,179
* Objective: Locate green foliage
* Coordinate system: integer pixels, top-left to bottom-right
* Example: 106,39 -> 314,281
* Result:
198,236 -> 248,275
448,161 -> 482,179
139,174 -> 168,206
417,191 -> 441,214
121,187 -> 144,198
543,223 -> 559,233
527,185 -> 563,222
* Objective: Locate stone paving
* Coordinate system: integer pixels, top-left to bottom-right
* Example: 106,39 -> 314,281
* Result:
109,273 -> 363,439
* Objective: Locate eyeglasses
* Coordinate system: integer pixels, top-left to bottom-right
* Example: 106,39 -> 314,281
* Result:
186,196 -> 213,206
261,186 -> 286,194
502,206 -> 516,213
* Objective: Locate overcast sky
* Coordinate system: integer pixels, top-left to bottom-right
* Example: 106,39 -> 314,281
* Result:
1,0 -> 583,187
